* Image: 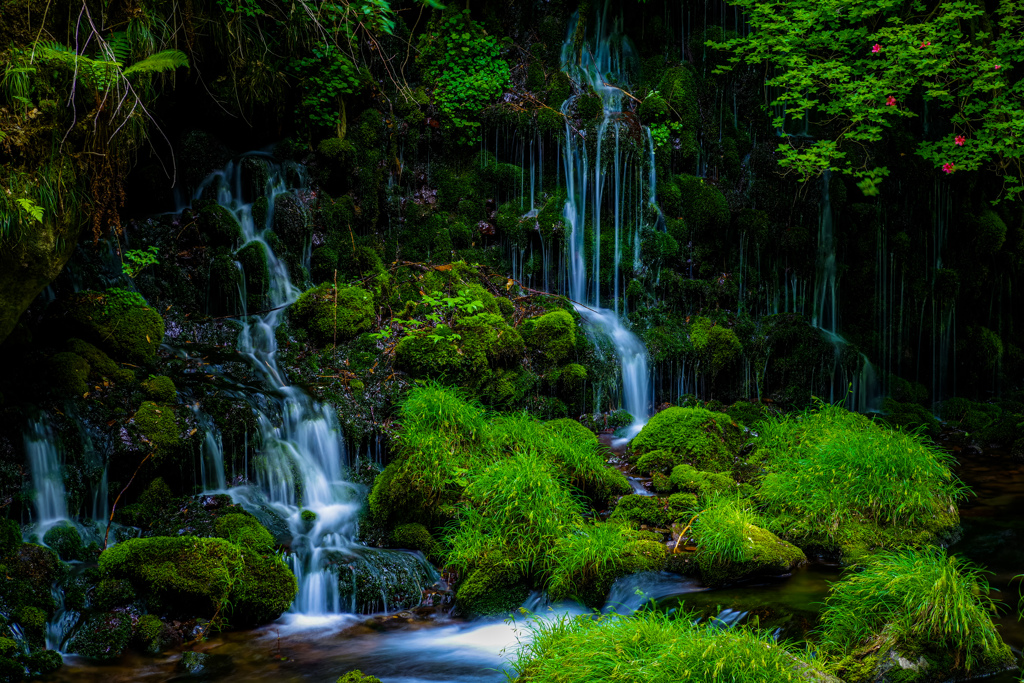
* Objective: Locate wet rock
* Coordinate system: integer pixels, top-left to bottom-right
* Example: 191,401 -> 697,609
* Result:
176,651 -> 234,678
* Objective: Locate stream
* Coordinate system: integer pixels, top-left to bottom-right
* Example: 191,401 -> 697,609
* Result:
41,445 -> 1024,683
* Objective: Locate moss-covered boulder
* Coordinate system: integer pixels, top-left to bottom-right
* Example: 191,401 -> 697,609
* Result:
67,611 -> 134,661
42,522 -> 84,562
63,288 -> 165,364
522,310 -> 577,366
609,494 -> 690,527
669,464 -> 740,500
98,533 -> 296,625
132,401 -> 182,458
693,500 -> 806,586
631,407 -> 743,472
66,338 -> 133,384
48,351 -> 90,397
455,560 -> 530,617
290,283 -> 374,345
141,375 -> 177,403
199,204 -> 242,247
236,241 -> 270,311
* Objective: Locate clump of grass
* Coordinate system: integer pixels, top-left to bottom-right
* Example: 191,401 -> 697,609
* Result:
753,403 -> 967,554
509,610 -> 831,682
692,495 -> 805,585
818,548 -> 1011,676
544,521 -> 664,605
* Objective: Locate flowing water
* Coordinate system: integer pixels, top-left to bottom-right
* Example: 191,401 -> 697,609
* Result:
24,415 -> 69,533
560,7 -> 653,437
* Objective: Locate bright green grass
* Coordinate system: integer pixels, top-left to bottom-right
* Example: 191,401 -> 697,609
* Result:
508,610 -> 833,682
753,403 -> 967,549
817,547 -> 1010,674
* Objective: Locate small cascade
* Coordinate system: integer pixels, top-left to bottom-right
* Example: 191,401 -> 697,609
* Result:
185,157 -> 394,617
560,6 -> 654,437
24,415 -> 68,532
812,172 -> 881,412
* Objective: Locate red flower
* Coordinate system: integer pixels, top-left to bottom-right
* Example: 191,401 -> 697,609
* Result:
942,163 -> 955,174
886,95 -> 897,106
954,135 -> 966,146
920,41 -> 931,48
994,64 -> 1001,70
872,43 -> 882,53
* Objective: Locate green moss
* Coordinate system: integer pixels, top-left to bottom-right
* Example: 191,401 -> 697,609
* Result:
318,137 -> 356,159
134,614 -> 169,655
42,522 -> 83,562
971,210 -> 1007,255
693,499 -> 806,586
609,494 -> 688,527
689,318 -> 742,381
290,283 -> 374,345
67,611 -> 133,661
668,492 -> 698,512
199,204 -> 242,247
93,578 -> 137,610
273,193 -> 312,254
634,449 -> 676,476
214,513 -> 275,551
64,289 -> 165,364
631,407 -> 742,472
337,670 -> 383,683
141,375 -> 177,403
117,477 -> 173,527
133,401 -> 181,458
523,310 -> 577,365
230,546 -> 298,626
24,649 -> 62,676
456,562 -> 530,617
669,465 -> 738,500
0,640 -> 14,658
391,523 -> 435,554
311,246 -> 339,284
66,338 -> 133,383
48,351 -> 89,396
300,509 -> 317,523
236,241 -> 270,311
100,536 -> 242,616
0,657 -> 23,683
674,175 -> 729,234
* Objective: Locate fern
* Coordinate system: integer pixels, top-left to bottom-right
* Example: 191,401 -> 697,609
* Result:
123,50 -> 190,77
16,198 -> 43,223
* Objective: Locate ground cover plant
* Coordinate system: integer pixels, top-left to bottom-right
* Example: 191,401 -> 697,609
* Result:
817,547 -> 1014,681
750,403 -> 968,560
507,609 -> 836,682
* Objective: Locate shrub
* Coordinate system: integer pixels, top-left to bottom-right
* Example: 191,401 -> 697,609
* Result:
818,548 -> 1012,678
631,407 -> 742,472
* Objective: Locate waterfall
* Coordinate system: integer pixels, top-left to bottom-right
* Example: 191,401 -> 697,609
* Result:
813,172 -> 881,412
188,158 -> 364,616
25,415 -> 68,531
560,6 -> 653,437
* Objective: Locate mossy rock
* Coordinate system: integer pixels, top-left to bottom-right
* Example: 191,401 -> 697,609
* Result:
391,523 -> 436,554
142,375 -> 177,403
669,464 -> 738,500
66,338 -> 133,384
456,562 -> 530,617
93,578 -> 137,610
214,513 -> 275,552
24,649 -> 62,676
880,398 -> 940,437
970,210 -> 1008,255
290,283 -> 374,345
48,351 -> 89,397
273,193 -> 312,253
609,494 -> 689,527
634,449 -> 676,476
236,241 -> 270,311
63,289 -> 164,364
631,407 -> 743,472
199,204 -> 242,247
672,175 -> 729,234
695,521 -> 806,586
332,548 -> 435,614
99,535 -> 296,625
67,610 -> 135,661
42,522 -> 84,562
132,401 -> 182,459
337,671 -> 383,683
0,519 -> 19,557
133,614 -> 173,655
522,309 -> 577,365
2,543 -> 65,624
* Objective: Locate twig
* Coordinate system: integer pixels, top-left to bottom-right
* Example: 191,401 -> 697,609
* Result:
672,510 -> 704,554
104,451 -> 154,548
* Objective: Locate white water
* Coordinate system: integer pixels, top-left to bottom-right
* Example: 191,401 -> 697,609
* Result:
560,7 -> 653,438
25,415 -> 68,532
190,158 -> 365,616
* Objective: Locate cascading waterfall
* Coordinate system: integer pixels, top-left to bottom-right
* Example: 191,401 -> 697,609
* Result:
813,172 -> 881,412
560,7 -> 654,436
189,158 -> 368,616
24,415 -> 68,531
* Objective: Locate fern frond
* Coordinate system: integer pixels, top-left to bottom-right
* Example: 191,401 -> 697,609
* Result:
106,32 -> 132,65
123,50 -> 189,77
